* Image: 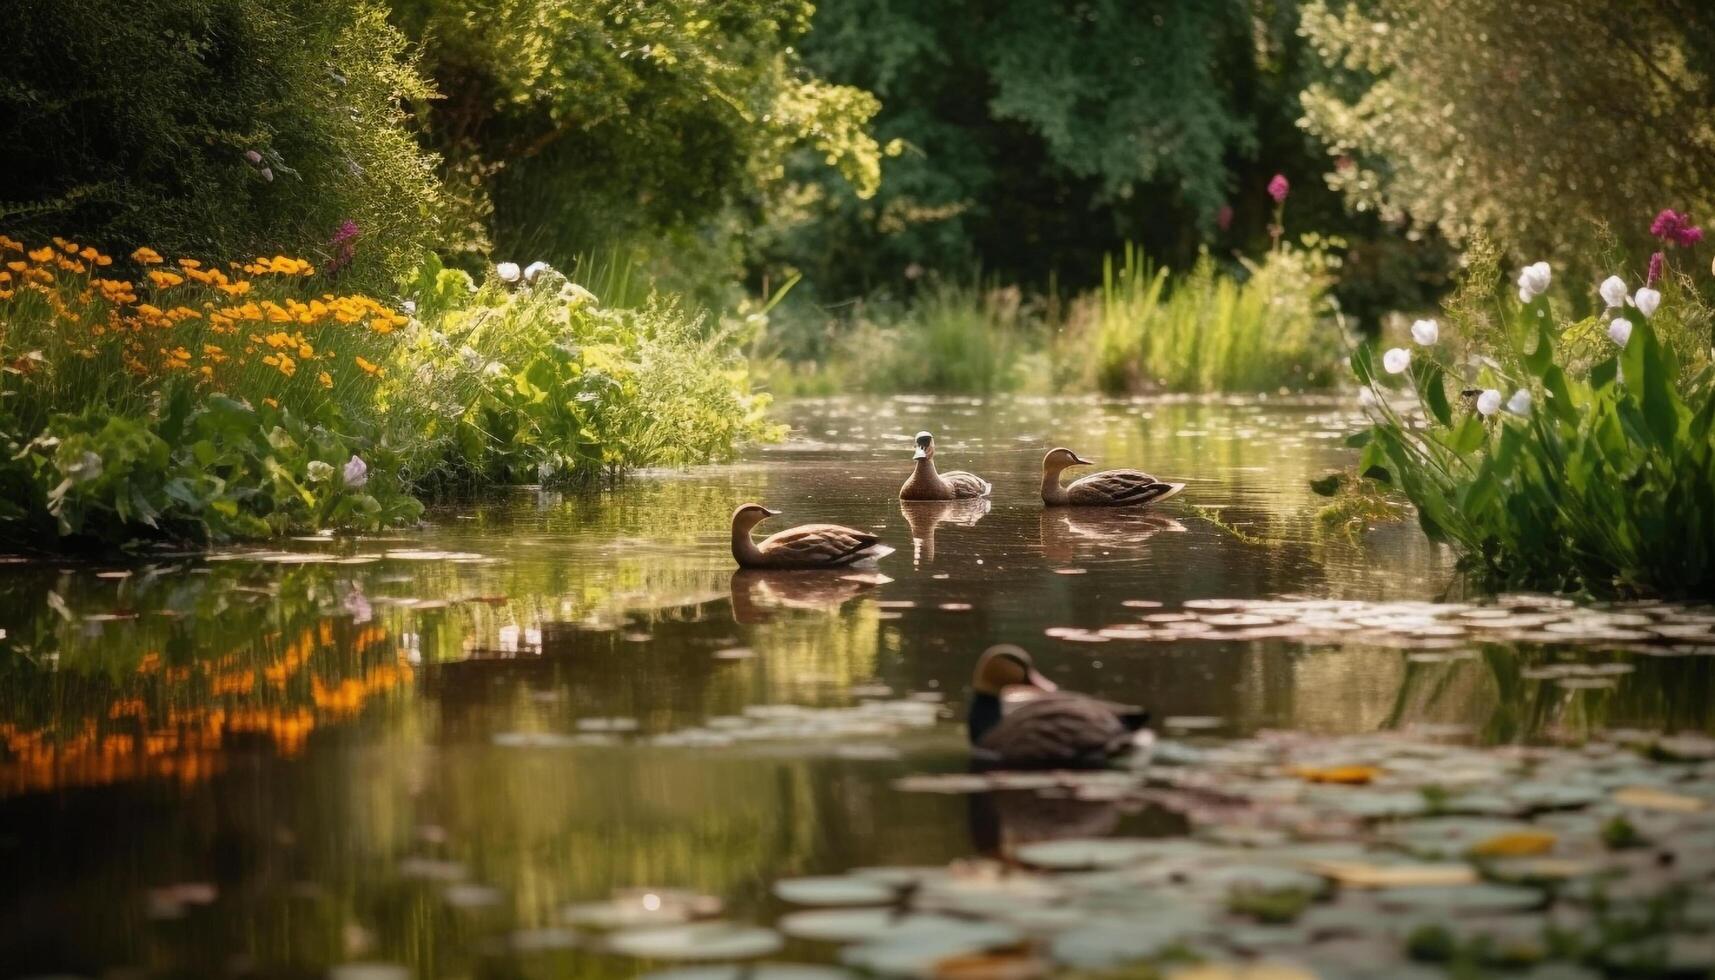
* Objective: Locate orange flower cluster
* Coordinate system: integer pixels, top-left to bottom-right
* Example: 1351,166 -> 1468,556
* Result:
0,236 -> 410,390
0,619 -> 410,796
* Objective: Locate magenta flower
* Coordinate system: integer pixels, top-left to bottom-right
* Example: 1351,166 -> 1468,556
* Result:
1267,174 -> 1290,204
1651,209 -> 1682,240
1216,204 -> 1234,231
1647,251 -> 1665,286
327,219 -> 361,275
1651,208 -> 1703,247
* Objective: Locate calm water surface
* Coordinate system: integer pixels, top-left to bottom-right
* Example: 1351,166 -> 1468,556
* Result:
1,395 -> 1710,977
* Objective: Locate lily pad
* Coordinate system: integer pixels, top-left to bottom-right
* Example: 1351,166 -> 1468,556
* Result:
640,967 -> 851,980
1014,837 -> 1176,870
1375,883 -> 1546,915
772,875 -> 896,906
607,922 -> 783,961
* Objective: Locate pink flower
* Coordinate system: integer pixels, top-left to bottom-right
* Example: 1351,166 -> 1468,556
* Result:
1647,251 -> 1665,286
1651,209 -> 1684,240
1267,174 -> 1290,204
1216,204 -> 1234,231
327,219 -> 361,275
1678,225 -> 1704,247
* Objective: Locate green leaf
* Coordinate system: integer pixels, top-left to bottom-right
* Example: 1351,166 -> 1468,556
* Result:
1350,343 -> 1376,385
1446,415 -> 1487,455
1522,321 -> 1555,376
1344,430 -> 1371,449
1411,360 -> 1452,426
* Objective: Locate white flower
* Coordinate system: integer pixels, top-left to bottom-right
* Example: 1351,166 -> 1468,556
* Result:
523,261 -> 552,283
401,300 -> 417,315
1357,386 -> 1379,408
1410,318 -> 1440,346
1608,317 -> 1633,347
495,261 -> 522,283
260,167 -> 274,183
561,282 -> 597,306
1476,389 -> 1503,416
458,345 -> 482,369
1382,347 -> 1411,374
306,460 -> 334,483
1517,261 -> 1552,300
1633,287 -> 1661,319
66,450 -> 103,484
1598,275 -> 1629,309
1506,389 -> 1532,416
342,454 -> 368,489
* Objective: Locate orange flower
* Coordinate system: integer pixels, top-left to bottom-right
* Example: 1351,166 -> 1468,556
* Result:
317,371 -> 333,389
5,261 -> 26,273
262,397 -> 279,409
217,280 -> 252,297
28,246 -> 55,263
355,356 -> 381,376
132,247 -> 164,265
177,258 -> 202,270
147,270 -> 184,289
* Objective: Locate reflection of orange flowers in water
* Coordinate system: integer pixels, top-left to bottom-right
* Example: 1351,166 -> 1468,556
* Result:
0,620 -> 411,796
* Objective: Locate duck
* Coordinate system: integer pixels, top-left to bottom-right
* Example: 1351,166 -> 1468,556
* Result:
966,645 -> 1150,766
900,431 -> 992,500
730,503 -> 895,570
1040,447 -> 1185,508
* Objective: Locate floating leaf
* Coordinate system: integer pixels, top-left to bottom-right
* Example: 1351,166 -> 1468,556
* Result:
1305,861 -> 1477,888
773,876 -> 896,907
1292,764 -> 1381,785
1468,830 -> 1557,858
1613,786 -> 1706,813
607,922 -> 783,961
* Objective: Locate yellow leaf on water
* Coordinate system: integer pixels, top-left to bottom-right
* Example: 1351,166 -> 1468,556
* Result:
1469,829 -> 1557,858
1613,786 -> 1706,813
1292,764 -> 1381,784
1170,962 -> 1320,980
1306,860 -> 1477,888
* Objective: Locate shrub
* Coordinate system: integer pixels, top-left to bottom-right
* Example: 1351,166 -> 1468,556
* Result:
0,0 -> 444,288
1083,239 -> 1345,393
389,256 -> 785,489
1346,249 -> 1715,596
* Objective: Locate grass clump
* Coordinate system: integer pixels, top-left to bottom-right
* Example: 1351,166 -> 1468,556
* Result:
1080,239 -> 1344,393
0,236 -> 780,550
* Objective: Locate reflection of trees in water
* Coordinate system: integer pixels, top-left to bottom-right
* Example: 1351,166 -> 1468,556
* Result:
1384,644 -> 1715,742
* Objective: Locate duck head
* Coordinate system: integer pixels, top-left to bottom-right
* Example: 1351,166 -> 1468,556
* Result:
914,431 -> 935,460
968,644 -> 1056,745
1042,447 -> 1093,475
731,503 -> 781,534
973,644 -> 1058,695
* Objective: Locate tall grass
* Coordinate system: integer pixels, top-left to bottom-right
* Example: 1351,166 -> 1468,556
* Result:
1085,242 -> 1343,393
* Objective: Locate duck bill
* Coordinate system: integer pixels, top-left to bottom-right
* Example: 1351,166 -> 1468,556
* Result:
763,508 -> 782,516
913,448 -> 929,459
1027,669 -> 1058,692
1071,455 -> 1094,466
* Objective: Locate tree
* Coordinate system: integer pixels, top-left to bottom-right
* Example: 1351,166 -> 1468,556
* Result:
1299,0 -> 1715,261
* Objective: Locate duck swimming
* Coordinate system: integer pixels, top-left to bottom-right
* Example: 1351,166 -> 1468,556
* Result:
900,431 -> 992,501
729,503 -> 895,570
967,645 -> 1150,766
1040,447 -> 1184,508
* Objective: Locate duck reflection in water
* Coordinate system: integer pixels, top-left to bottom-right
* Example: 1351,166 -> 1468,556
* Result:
967,786 -> 1124,863
899,497 -> 991,565
1039,507 -> 1185,563
728,569 -> 881,625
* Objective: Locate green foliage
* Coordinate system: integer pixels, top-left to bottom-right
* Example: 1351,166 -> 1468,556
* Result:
1350,257 -> 1715,596
395,0 -> 888,274
1300,0 -> 1715,263
392,257 -> 784,490
0,0 -> 444,288
759,283 -> 1037,396
1082,240 -> 1345,392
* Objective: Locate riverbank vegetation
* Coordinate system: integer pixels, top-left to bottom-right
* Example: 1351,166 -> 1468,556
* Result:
1339,233 -> 1715,597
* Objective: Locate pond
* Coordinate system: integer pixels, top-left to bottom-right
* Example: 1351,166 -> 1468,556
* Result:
2,395 -> 1712,978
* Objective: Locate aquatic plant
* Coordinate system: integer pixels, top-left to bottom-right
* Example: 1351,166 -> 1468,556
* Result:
1339,241 -> 1715,596
1085,240 -> 1345,393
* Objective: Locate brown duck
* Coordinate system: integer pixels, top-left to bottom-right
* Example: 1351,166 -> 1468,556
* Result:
901,431 -> 992,500
966,645 -> 1150,766
729,504 -> 895,570
1040,447 -> 1184,508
